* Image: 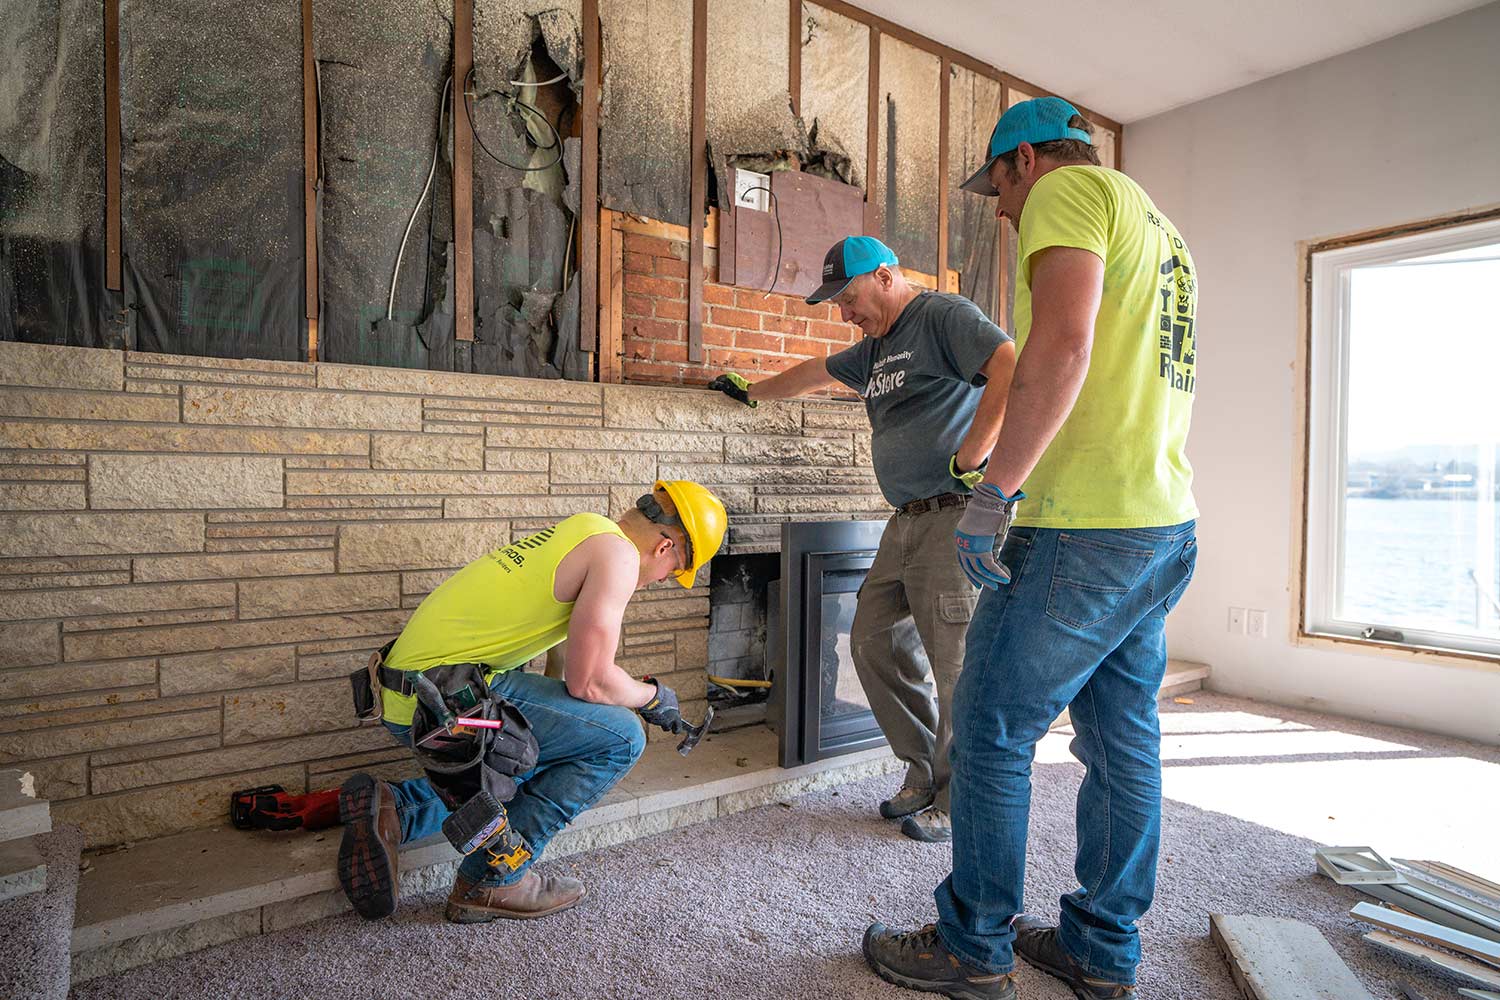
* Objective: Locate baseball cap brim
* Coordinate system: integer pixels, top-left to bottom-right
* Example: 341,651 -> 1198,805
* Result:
805,274 -> 855,305
959,153 -> 1002,197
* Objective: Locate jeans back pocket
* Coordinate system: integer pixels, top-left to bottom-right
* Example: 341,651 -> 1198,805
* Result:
1045,533 -> 1156,630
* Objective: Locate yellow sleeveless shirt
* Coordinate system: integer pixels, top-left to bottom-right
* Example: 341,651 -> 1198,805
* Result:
380,512 -> 629,725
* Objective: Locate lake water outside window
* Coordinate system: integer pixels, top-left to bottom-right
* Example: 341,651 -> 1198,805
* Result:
1306,221 -> 1500,657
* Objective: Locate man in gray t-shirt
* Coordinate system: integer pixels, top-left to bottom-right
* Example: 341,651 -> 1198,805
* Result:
708,236 -> 1014,842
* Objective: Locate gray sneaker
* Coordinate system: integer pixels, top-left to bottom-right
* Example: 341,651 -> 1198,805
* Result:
901,806 -> 952,843
879,784 -> 935,819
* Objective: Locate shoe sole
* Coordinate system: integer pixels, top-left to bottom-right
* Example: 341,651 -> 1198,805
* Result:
879,796 -> 935,820
900,822 -> 952,843
337,774 -> 398,921
866,961 -> 1012,1000
443,886 -> 586,924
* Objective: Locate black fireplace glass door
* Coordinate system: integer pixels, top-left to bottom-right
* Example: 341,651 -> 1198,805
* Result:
803,553 -> 885,759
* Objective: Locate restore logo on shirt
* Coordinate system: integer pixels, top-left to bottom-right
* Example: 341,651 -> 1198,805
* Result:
863,350 -> 914,400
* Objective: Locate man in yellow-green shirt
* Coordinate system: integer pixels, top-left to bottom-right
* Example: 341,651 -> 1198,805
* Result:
863,98 -> 1198,1000
336,480 -> 726,927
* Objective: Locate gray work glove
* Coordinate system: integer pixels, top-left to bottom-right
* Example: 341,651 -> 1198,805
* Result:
636,677 -> 685,733
954,483 -> 1026,590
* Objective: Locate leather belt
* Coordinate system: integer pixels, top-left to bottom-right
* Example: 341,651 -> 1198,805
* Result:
898,492 -> 969,516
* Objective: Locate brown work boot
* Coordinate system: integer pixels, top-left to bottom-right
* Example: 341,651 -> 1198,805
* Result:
444,870 -> 586,923
337,773 -> 401,920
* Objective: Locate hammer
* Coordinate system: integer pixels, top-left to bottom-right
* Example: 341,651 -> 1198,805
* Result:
676,705 -> 714,757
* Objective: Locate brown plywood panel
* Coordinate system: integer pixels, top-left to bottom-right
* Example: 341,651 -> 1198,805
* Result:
599,0 -> 693,227
872,34 -> 939,275
731,170 -> 862,297
800,2 -> 868,191
947,64 -> 1002,321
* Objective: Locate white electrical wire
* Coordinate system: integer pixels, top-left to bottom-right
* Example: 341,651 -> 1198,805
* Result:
388,75 -> 452,321
509,70 -> 569,86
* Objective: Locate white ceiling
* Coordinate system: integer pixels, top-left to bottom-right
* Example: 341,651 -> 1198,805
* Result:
847,0 -> 1493,123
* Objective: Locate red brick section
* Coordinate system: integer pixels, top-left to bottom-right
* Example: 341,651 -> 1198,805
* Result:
618,232 -> 862,397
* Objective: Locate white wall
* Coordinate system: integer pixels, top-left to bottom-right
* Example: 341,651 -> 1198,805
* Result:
1125,2 -> 1500,744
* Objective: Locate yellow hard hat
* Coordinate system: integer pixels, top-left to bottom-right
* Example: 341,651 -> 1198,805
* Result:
655,479 -> 726,589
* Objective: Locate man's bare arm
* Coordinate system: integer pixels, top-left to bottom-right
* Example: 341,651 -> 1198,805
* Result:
562,539 -> 657,707
955,340 -> 1018,472
982,247 -> 1103,496
747,356 -> 838,402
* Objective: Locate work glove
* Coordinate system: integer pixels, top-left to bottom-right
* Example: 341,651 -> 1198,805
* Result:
954,482 -> 1026,590
637,676 -> 685,733
949,453 -> 987,491
707,372 -> 757,408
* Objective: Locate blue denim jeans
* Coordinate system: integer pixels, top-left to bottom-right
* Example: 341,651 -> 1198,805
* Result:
381,669 -> 646,887
934,522 -> 1197,984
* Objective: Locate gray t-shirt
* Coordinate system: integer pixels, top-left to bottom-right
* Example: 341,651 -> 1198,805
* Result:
826,292 -> 1011,507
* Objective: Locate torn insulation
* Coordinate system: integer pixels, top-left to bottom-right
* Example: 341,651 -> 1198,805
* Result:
948,64 -> 1002,321
469,0 -> 586,378
599,0 -> 693,227
798,2 -> 868,192
314,0 -> 452,369
0,0 -> 111,346
873,33 -> 940,276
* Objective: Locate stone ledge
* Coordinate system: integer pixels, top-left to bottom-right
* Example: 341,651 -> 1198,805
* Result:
68,659 -> 1212,977
70,724 -> 900,974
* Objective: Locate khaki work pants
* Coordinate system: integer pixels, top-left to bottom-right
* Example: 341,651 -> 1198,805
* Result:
850,504 -> 978,813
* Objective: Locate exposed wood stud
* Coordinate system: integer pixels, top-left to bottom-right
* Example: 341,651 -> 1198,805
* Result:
597,209 -> 624,384
994,81 -> 1009,322
687,0 -> 708,364
936,58 -> 950,294
581,0 -> 600,353
301,0 -> 319,348
864,26 -> 880,237
788,0 -> 802,118
453,0 -> 475,343
104,0 -> 121,291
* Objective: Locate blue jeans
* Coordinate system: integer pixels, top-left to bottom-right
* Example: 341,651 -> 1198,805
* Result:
935,522 -> 1197,984
381,669 -> 646,887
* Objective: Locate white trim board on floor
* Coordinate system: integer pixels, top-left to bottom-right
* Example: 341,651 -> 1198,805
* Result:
1363,931 -> 1500,989
1350,902 -> 1500,968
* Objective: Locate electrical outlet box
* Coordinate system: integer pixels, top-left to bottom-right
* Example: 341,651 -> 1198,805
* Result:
733,169 -> 770,212
1246,609 -> 1268,639
1228,607 -> 1246,634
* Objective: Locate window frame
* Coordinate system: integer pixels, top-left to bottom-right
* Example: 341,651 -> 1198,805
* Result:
1302,213 -> 1500,661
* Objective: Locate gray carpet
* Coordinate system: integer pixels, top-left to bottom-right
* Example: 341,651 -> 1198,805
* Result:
2,823 -> 83,1000
72,695 -> 1500,1000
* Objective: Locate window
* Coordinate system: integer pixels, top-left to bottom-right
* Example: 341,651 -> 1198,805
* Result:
1305,216 -> 1500,658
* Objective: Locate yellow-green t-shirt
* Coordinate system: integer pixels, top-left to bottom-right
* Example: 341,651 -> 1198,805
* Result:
380,512 -> 629,725
1012,165 -> 1198,529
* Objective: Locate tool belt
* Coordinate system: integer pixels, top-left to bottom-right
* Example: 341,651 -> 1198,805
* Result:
349,645 -> 540,806
348,640 -> 415,720
898,491 -> 969,516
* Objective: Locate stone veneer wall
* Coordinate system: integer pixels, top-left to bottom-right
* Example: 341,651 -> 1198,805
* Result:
0,341 -> 886,848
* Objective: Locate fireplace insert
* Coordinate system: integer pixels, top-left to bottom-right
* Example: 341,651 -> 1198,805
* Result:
770,519 -> 888,767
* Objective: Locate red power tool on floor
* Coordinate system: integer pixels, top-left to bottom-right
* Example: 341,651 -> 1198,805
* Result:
230,784 -> 341,832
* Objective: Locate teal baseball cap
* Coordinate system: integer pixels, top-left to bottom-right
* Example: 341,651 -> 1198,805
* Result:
806,236 -> 900,304
959,96 -> 1092,196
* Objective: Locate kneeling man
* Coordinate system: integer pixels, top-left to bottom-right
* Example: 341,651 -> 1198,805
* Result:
337,480 -> 726,923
